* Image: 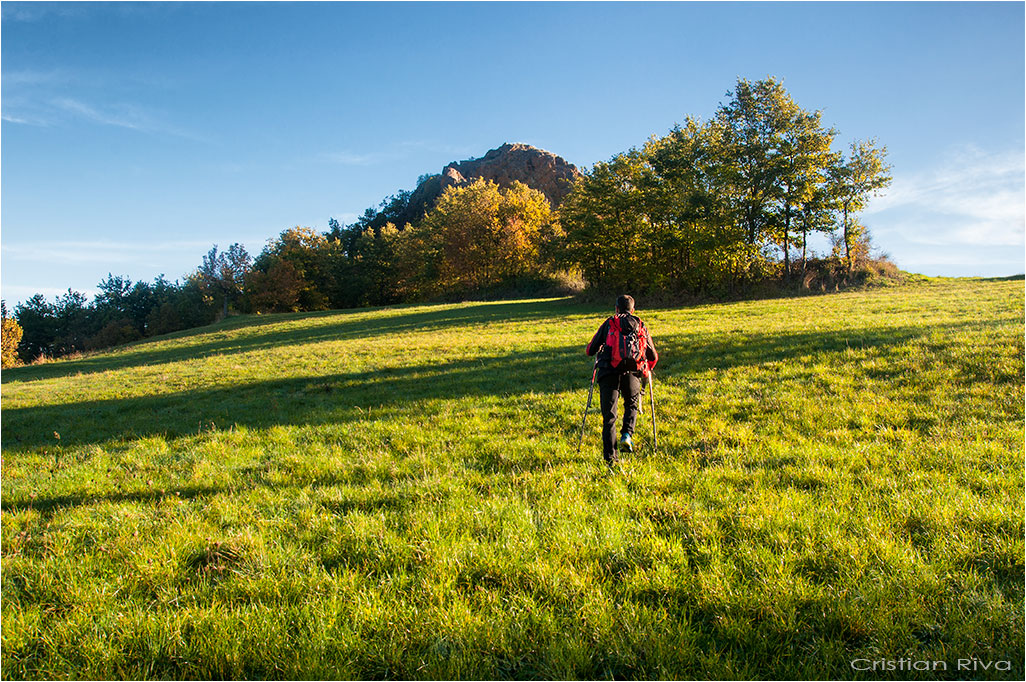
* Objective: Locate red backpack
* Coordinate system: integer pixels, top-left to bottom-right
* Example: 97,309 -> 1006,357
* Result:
605,315 -> 650,375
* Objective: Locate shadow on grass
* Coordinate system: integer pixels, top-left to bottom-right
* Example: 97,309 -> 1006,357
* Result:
1,297 -> 591,384
2,482 -> 226,515
2,343 -> 584,451
2,319 -> 982,455
1,454 -> 444,516
654,317 -> 1004,379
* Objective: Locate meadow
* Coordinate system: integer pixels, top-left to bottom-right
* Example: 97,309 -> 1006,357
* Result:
1,277 -> 1023,680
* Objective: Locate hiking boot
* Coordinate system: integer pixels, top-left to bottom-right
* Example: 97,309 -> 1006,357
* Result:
619,432 -> 633,453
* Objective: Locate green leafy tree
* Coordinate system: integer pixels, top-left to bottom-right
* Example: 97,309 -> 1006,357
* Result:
829,140 -> 892,270
197,243 -> 252,319
349,222 -> 415,305
85,318 -> 141,351
93,274 -> 134,324
796,182 -> 838,272
13,294 -> 56,361
559,78 -> 894,294
560,151 -> 652,292
715,78 -> 793,276
92,274 -> 168,337
715,77 -> 841,283
642,117 -> 745,292
145,302 -> 184,337
774,109 -> 837,278
51,289 -> 91,356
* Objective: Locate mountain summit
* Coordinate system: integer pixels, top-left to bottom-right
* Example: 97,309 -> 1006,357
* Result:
401,143 -> 581,225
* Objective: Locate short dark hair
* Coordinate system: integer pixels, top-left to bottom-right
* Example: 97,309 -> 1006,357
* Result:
616,295 -> 635,313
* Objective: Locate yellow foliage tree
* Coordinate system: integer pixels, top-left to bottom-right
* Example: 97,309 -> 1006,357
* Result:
2,312 -> 24,368
420,179 -> 551,293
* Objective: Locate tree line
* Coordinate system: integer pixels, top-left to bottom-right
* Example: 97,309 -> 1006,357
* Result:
561,78 -> 891,294
3,77 -> 893,366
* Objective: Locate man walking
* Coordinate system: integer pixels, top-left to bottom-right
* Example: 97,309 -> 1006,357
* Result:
585,295 -> 659,466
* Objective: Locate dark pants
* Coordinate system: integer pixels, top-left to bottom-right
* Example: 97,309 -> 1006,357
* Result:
598,372 -> 641,462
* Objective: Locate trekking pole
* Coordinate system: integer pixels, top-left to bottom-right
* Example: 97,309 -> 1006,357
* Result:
649,370 -> 658,455
576,355 -> 600,455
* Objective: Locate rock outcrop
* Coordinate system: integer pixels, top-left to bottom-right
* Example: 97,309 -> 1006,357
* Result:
400,143 -> 581,225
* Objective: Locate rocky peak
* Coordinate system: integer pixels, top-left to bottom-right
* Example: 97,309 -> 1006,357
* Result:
401,143 -> 581,225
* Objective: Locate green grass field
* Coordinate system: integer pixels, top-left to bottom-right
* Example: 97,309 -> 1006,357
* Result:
2,278 -> 1023,680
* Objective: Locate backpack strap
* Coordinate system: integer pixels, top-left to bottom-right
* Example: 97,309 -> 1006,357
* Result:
637,319 -> 651,377
605,316 -> 622,368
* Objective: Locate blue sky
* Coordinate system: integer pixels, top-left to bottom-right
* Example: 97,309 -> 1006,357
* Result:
2,1 -> 1024,305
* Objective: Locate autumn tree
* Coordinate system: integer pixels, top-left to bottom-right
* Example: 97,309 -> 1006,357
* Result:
249,227 -> 336,310
419,179 -> 552,294
245,260 -> 306,313
1,301 -> 24,368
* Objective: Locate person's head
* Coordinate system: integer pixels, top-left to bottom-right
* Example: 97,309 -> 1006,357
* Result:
615,294 -> 635,314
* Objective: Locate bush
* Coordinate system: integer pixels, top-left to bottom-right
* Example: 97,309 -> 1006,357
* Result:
442,270 -> 588,302
798,256 -> 902,292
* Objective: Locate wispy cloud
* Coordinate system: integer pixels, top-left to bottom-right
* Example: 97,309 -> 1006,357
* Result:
0,2 -> 88,23
2,68 -> 207,141
1,68 -> 69,87
0,285 -> 92,303
1,111 -> 48,126
317,150 -> 390,166
48,96 -> 207,141
866,146 -> 1025,247
51,97 -> 149,132
1,2 -> 180,24
2,238 -> 265,269
1,89 -> 58,126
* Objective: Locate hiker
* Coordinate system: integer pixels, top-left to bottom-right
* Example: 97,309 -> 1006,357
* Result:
585,294 -> 658,465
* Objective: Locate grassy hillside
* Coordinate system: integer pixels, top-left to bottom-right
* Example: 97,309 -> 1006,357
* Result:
2,278 -> 1023,680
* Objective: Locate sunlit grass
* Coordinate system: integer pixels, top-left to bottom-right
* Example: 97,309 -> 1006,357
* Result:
2,279 -> 1023,679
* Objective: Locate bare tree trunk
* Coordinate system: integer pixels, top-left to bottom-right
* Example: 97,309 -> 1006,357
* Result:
783,206 -> 791,280
842,203 -> 852,271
